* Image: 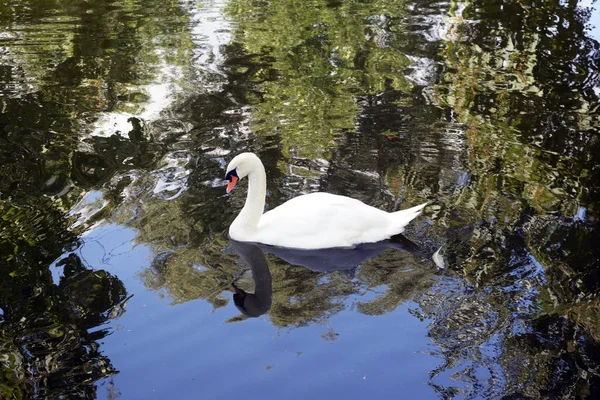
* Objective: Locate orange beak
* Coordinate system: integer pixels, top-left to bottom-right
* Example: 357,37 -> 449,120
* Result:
226,176 -> 238,193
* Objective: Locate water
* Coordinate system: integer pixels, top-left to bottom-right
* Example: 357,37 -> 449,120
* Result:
1,0 -> 599,398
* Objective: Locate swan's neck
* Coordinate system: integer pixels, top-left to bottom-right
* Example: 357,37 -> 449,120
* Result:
232,164 -> 266,236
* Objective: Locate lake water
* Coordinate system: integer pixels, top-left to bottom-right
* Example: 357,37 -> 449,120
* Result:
1,0 -> 600,398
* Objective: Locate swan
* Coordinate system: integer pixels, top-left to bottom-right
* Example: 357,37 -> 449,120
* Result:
225,152 -> 427,249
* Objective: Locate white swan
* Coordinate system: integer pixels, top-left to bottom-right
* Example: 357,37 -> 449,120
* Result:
225,152 -> 427,249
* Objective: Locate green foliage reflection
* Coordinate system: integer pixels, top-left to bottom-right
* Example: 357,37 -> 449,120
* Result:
226,0 -> 414,159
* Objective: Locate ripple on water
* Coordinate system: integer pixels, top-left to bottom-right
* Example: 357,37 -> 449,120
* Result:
152,151 -> 194,200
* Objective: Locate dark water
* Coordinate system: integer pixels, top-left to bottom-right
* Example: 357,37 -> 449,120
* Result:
1,0 -> 600,398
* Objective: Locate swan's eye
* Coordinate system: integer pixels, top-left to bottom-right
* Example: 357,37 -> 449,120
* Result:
225,168 -> 238,182
225,168 -> 239,193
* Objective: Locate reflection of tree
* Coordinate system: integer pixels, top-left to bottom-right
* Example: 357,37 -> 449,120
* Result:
434,0 -> 599,217
0,199 -> 128,398
226,0 -> 420,161
526,215 -> 600,339
139,236 -> 239,308
0,0 -> 203,397
499,314 -> 600,398
138,229 -> 436,328
406,0 -> 600,396
357,250 -> 435,315
431,0 -> 600,314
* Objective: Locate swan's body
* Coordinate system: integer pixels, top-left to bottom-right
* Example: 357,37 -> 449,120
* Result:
225,152 -> 427,250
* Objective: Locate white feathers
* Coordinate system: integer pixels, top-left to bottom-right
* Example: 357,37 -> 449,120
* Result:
432,246 -> 445,269
226,153 -> 427,250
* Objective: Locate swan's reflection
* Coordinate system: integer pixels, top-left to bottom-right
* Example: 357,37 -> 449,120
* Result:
230,240 -> 272,317
230,234 -> 423,317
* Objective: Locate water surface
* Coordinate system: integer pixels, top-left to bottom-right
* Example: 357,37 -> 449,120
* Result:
1,0 -> 600,398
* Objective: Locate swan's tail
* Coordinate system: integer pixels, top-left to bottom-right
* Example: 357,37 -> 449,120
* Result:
391,202 -> 427,233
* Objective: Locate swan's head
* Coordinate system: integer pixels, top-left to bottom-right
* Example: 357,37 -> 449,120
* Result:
232,284 -> 271,318
224,152 -> 261,193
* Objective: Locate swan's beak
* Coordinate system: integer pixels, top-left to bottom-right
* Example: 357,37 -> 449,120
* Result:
226,176 -> 238,193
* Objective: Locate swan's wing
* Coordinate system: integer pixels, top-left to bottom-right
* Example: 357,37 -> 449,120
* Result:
254,193 -> 392,248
